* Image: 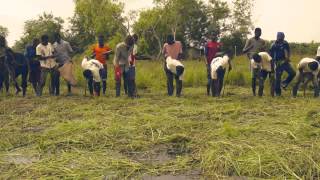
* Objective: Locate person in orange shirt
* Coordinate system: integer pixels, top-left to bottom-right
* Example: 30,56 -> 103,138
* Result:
92,35 -> 112,95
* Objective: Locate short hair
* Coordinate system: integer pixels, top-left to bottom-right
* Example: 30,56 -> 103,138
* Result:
125,35 -> 134,46
309,61 -> 319,71
252,53 -> 262,62
132,34 -> 138,42
41,34 -> 49,42
255,28 -> 262,32
167,34 -> 175,45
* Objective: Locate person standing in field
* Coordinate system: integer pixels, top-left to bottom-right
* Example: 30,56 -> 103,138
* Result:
251,52 -> 275,97
25,38 -> 41,96
53,33 -> 74,95
128,34 -> 139,97
292,58 -> 319,97
210,54 -> 232,97
204,34 -> 222,96
243,28 -> 267,96
113,35 -> 135,97
36,35 -> 58,96
270,32 -> 296,96
92,35 -> 112,95
163,34 -> 183,97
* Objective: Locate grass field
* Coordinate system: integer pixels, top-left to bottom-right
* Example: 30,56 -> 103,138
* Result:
0,55 -> 320,179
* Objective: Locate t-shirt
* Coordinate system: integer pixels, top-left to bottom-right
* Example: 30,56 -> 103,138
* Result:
93,44 -> 111,65
163,41 -> 183,60
210,55 -> 230,79
317,46 -> 320,57
297,58 -> 320,76
129,44 -> 138,66
81,58 -> 104,82
270,40 -> 290,61
251,52 -> 272,72
53,40 -> 73,64
113,42 -> 132,69
166,56 -> 184,80
25,45 -> 37,60
243,37 -> 266,58
36,43 -> 57,69
205,41 -> 222,64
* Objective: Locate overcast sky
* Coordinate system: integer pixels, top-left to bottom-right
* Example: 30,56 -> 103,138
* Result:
0,0 -> 319,46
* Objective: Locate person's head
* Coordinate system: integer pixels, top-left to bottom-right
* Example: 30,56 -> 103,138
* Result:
125,35 -> 135,48
54,33 -> 61,43
277,32 -> 285,42
98,35 -> 105,47
32,38 -> 40,47
41,34 -> 49,46
209,33 -> 218,41
254,28 -> 262,39
308,61 -> 319,71
166,34 -> 175,45
0,35 -> 6,47
132,34 -> 139,44
252,53 -> 262,63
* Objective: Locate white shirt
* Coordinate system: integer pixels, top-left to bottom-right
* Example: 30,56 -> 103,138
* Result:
166,56 -> 184,80
251,52 -> 272,72
36,43 -> 57,69
297,58 -> 320,76
81,58 -> 104,82
210,55 -> 230,79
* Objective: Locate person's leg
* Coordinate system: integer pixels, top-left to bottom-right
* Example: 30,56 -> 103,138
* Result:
127,66 -> 134,98
38,68 -> 48,96
282,62 -> 296,88
102,64 -> 107,95
14,68 -> 22,95
67,83 -> 72,94
251,68 -> 259,96
269,72 -> 275,97
83,70 -> 94,96
115,65 -> 124,97
211,79 -> 217,97
94,82 -> 101,96
292,72 -> 303,97
175,66 -> 184,97
217,67 -> 225,96
21,65 -> 28,97
207,65 -> 212,96
164,64 -> 174,96
55,70 -> 60,96
258,70 -> 268,97
123,67 -> 128,95
275,65 -> 284,96
312,74 -> 319,97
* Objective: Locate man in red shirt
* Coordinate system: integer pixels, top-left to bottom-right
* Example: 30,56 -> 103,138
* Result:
92,35 -> 112,95
204,34 -> 222,95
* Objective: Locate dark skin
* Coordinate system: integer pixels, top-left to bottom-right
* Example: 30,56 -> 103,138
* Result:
243,30 -> 262,54
37,38 -> 55,61
91,36 -> 112,59
277,34 -> 290,62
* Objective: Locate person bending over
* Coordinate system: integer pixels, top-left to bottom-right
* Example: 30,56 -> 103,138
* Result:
165,56 -> 185,97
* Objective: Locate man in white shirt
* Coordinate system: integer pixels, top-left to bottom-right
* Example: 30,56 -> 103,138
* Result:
292,58 -> 320,97
251,52 -> 275,97
165,56 -> 185,97
81,57 -> 106,96
210,54 -> 232,97
36,34 -> 58,96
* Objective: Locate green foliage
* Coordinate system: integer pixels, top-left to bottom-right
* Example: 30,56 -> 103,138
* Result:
0,25 -> 9,38
69,0 -> 126,51
13,13 -> 64,52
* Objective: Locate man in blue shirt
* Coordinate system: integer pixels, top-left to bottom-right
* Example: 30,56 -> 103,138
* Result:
25,38 -> 41,96
270,32 -> 296,96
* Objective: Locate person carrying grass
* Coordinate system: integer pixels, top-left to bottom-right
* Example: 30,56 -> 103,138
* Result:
204,33 -> 222,96
210,53 -> 232,97
251,52 -> 275,97
92,35 -> 112,95
292,58 -> 320,97
270,32 -> 296,96
113,35 -> 135,97
163,34 -> 183,97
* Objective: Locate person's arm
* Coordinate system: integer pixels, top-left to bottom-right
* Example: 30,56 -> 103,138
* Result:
177,42 -> 183,60
284,42 -> 291,62
243,39 -> 253,54
228,59 -> 233,71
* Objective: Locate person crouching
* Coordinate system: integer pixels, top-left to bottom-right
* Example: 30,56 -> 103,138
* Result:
251,52 -> 275,97
292,58 -> 320,97
81,57 -> 106,96
165,56 -> 185,97
210,54 -> 232,97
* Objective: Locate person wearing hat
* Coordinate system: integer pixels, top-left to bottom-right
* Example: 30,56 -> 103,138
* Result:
270,32 -> 296,96
251,52 -> 275,97
292,58 -> 319,97
204,33 -> 222,96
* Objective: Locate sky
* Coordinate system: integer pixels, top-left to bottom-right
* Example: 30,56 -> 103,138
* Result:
0,0 -> 319,46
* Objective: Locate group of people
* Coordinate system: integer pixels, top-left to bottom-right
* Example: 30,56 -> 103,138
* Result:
0,27 -> 320,98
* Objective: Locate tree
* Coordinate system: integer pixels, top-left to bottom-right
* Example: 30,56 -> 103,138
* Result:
0,25 -> 9,38
231,0 -> 254,37
13,13 -> 64,51
69,0 -> 127,51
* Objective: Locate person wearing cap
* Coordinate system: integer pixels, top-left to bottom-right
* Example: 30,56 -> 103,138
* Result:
270,32 -> 296,96
292,58 -> 319,97
210,54 -> 232,97
113,35 -> 135,97
204,33 -> 222,96
251,52 -> 275,97
163,34 -> 183,96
